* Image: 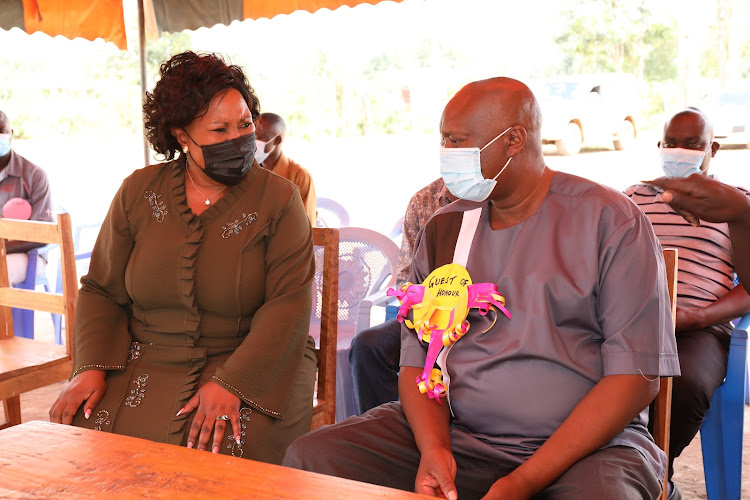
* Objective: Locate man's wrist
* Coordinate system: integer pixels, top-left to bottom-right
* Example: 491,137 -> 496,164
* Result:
504,467 -> 541,497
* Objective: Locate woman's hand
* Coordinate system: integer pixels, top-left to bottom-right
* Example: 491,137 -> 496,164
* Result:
178,381 -> 241,454
49,370 -> 107,424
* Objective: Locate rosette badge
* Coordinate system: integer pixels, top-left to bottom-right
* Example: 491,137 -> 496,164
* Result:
387,263 -> 511,403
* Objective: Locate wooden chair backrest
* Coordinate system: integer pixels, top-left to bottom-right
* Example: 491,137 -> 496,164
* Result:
310,227 -> 339,430
0,213 -> 78,428
653,247 -> 677,500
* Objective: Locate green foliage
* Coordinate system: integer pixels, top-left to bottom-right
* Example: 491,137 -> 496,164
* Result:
555,0 -> 652,75
643,24 -> 678,82
555,0 -> 681,84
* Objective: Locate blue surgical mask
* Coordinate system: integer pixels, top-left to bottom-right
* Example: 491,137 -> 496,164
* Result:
0,134 -> 11,157
440,127 -> 513,202
660,147 -> 707,178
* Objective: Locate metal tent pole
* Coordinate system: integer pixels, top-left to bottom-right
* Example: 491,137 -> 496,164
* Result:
138,0 -> 149,167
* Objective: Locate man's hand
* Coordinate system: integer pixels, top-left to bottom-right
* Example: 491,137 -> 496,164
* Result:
675,306 -> 706,332
645,174 -> 750,226
646,174 -> 750,291
415,445 -> 458,499
482,473 -> 535,500
399,366 -> 456,499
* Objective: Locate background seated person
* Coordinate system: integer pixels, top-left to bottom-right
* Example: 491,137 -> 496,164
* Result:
49,52 -> 316,466
254,112 -> 317,225
284,77 -> 679,500
0,110 -> 54,285
349,177 -> 455,414
625,108 -> 750,497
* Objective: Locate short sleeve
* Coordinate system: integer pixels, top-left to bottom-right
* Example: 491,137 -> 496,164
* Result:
596,210 -> 680,377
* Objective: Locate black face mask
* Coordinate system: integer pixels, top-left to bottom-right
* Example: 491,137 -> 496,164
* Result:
186,132 -> 256,186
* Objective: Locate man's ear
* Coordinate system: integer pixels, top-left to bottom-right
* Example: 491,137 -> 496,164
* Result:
711,141 -> 720,157
657,140 -> 661,149
271,134 -> 282,148
507,125 -> 527,157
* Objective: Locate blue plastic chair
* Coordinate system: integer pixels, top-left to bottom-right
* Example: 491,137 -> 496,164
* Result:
700,312 -> 749,500
11,245 -> 55,339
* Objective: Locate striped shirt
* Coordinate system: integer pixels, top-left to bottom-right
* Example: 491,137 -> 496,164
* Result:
625,182 -> 750,335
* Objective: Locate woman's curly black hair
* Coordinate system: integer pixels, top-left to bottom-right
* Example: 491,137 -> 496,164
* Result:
143,51 -> 261,161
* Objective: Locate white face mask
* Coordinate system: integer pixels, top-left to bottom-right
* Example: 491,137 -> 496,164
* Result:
440,127 -> 513,202
660,146 -> 708,178
254,139 -> 271,164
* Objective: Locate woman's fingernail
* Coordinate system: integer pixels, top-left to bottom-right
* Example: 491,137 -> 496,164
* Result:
84,409 -> 91,420
186,442 -> 193,449
236,436 -> 241,445
176,409 -> 183,416
213,446 -> 219,454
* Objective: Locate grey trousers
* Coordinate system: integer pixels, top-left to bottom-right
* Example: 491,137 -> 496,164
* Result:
284,403 -> 662,500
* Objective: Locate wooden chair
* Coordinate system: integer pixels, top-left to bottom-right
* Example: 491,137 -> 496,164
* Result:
653,248 -> 678,500
310,227 -> 339,430
0,213 -> 77,429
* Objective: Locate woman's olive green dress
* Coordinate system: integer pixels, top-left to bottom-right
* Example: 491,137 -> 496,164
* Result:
71,159 -> 317,465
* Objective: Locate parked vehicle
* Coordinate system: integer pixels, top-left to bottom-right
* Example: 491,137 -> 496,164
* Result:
706,87 -> 750,148
534,74 -> 641,155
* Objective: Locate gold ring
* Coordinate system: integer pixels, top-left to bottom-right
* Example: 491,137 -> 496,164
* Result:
216,414 -> 230,421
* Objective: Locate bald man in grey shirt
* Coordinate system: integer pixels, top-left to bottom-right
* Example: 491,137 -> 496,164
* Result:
285,78 -> 679,500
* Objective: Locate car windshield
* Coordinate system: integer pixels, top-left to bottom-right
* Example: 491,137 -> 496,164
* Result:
718,91 -> 750,106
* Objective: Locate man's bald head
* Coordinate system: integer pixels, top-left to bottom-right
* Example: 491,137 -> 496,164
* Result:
663,107 -> 714,140
449,77 -> 542,142
256,112 -> 286,142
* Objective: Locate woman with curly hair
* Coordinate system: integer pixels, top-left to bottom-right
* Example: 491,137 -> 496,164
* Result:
50,51 -> 317,465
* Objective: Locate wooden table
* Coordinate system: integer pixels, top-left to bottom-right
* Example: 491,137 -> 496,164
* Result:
0,421 -> 429,499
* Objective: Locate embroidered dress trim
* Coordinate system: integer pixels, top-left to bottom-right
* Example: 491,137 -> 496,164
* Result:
212,376 -> 282,418
72,364 -> 127,378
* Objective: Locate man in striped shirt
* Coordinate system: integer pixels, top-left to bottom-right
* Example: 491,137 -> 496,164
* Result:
625,108 -> 750,491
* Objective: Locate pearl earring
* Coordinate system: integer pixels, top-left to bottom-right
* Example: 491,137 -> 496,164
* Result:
183,145 -> 189,153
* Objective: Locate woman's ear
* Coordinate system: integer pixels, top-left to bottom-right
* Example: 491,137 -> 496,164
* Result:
171,127 -> 188,149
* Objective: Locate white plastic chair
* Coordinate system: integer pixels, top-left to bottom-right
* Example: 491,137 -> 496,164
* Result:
309,227 -> 399,422
316,197 -> 350,228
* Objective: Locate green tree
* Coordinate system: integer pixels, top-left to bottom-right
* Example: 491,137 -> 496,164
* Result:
643,24 -> 679,82
555,0 -> 676,80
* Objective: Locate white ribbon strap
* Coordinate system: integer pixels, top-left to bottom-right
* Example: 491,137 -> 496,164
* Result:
452,207 -> 482,267
438,207 -> 484,414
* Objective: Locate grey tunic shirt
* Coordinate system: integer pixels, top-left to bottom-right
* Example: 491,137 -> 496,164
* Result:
400,171 -> 680,480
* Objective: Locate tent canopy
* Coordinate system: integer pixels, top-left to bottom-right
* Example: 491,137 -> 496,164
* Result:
0,0 -> 401,50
